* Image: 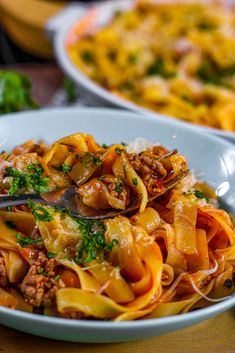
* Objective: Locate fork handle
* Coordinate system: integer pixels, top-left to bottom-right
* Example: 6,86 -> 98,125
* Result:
0,193 -> 43,208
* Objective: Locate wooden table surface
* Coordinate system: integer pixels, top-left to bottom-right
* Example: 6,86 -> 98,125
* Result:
1,63 -> 235,353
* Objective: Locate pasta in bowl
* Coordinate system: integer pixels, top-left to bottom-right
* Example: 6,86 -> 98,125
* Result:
0,130 -> 234,323
64,0 -> 235,134
0,107 -> 235,342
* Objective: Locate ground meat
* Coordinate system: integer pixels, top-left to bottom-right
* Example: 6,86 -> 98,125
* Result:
102,175 -> 130,206
128,152 -> 167,178
20,252 -> 59,307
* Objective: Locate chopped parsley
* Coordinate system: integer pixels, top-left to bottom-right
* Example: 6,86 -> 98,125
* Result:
81,50 -> 94,63
75,219 -> 118,264
115,179 -> 124,194
87,154 -> 102,167
116,147 -> 124,156
16,233 -> 43,247
128,53 -> 138,64
63,78 -> 76,103
28,200 -> 54,222
101,143 -> 108,149
132,178 -> 138,186
47,252 -> 57,259
194,190 -> 210,202
37,269 -> 48,277
5,220 -> 16,229
148,58 -> 176,78
54,163 -> 72,173
54,275 -> 60,282
6,162 -> 50,195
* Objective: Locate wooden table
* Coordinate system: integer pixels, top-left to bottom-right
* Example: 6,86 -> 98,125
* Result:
0,63 -> 235,353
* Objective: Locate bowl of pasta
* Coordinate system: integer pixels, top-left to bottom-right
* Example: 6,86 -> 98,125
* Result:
0,107 -> 235,342
52,0 -> 235,142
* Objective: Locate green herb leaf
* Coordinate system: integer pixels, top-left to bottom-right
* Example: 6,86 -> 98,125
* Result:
38,269 -> 48,277
28,200 -> 54,222
16,233 -> 43,247
47,252 -> 57,259
148,58 -> 176,78
116,147 -> 124,156
132,178 -> 138,186
81,50 -> 94,63
5,162 -> 50,195
194,190 -> 210,202
63,78 -> 76,103
0,71 -> 39,114
115,179 -> 124,194
54,274 -> 60,282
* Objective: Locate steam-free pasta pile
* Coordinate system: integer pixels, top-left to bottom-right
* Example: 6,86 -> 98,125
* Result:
0,132 -> 234,321
68,1 -> 235,131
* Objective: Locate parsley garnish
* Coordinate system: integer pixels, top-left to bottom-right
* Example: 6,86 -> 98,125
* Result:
116,147 -> 124,156
0,71 -> 39,114
148,58 -> 176,78
54,163 -> 72,173
16,233 -> 43,247
115,179 -> 124,194
54,275 -> 60,281
37,269 -> 48,277
194,190 -> 210,202
47,252 -> 57,259
101,143 -> 108,149
132,178 -> 138,186
75,219 -> 118,264
28,200 -> 54,222
81,50 -> 94,63
6,162 -> 50,195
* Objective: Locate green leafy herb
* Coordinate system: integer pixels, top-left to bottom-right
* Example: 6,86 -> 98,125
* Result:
16,232 -> 43,247
5,220 -> 16,229
54,163 -> 72,173
132,178 -> 138,186
197,61 -> 235,87
101,143 -> 108,149
54,275 -> 60,282
0,71 -> 39,114
115,179 -> 124,194
104,239 -> 119,252
194,190 -> 209,202
116,147 -> 124,156
128,53 -> 138,64
75,219 -> 118,264
38,269 -> 48,277
28,200 -> 54,222
47,252 -> 57,259
81,50 -> 94,63
147,58 -> 176,78
5,162 -> 50,195
63,78 -> 76,103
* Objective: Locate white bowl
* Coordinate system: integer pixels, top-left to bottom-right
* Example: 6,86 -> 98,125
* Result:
52,0 -> 235,144
0,107 -> 235,342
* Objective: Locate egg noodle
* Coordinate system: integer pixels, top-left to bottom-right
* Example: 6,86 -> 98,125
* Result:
68,0 -> 235,131
0,132 -> 234,321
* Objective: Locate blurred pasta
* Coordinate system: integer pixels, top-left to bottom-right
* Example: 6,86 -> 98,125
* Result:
68,0 -> 235,131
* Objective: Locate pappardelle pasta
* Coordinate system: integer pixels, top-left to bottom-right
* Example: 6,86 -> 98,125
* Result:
68,0 -> 235,131
0,132 -> 234,321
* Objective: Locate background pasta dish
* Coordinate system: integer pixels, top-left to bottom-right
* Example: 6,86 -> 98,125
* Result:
68,0 -> 235,132
0,132 -> 234,321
